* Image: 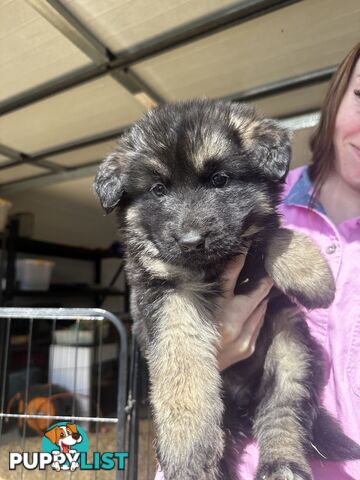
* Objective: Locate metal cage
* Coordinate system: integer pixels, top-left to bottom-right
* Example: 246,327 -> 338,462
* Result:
0,307 -> 130,479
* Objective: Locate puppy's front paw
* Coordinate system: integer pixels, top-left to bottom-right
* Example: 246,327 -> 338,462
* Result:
256,461 -> 312,480
265,228 -> 335,309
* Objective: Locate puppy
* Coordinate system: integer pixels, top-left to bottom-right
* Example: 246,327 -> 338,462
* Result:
95,99 -> 360,479
45,423 -> 82,471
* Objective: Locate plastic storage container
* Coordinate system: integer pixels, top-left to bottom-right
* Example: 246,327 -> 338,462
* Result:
16,259 -> 55,291
0,198 -> 12,232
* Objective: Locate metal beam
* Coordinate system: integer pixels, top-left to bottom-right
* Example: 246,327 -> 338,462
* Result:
30,125 -> 130,161
0,110 -> 321,194
0,162 -> 100,194
0,144 -> 63,172
27,0 -> 112,64
0,144 -> 23,162
0,125 -> 129,173
110,69 -> 163,106
0,59 -> 332,186
227,65 -> 336,102
0,0 -> 330,192
0,64 -> 106,115
5,65 -> 331,167
0,63 -> 330,184
1,0 -> 302,116
26,0 -> 163,106
109,0 -> 302,67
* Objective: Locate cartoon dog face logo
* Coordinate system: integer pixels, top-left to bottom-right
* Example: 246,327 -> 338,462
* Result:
44,424 -> 82,471
45,423 -> 82,453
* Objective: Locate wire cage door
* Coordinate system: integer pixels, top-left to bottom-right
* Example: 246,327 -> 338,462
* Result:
0,307 -> 128,480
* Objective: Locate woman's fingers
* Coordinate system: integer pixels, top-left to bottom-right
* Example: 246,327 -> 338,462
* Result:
217,259 -> 274,371
218,277 -> 273,337
218,298 -> 268,371
248,276 -> 273,301
229,277 -> 273,318
238,298 -> 268,356
221,255 -> 247,299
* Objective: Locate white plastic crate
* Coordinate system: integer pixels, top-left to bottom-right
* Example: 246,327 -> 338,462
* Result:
16,258 -> 55,290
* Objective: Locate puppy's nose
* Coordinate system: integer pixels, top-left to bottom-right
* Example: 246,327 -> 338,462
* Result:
178,231 -> 205,251
72,433 -> 80,440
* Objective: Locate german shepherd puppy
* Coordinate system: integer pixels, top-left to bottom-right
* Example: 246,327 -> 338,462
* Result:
95,99 -> 360,480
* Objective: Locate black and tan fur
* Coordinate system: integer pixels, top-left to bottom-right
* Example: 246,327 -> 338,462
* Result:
94,99 -> 360,480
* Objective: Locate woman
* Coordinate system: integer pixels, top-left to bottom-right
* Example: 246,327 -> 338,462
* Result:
217,42 -> 360,480
155,42 -> 360,479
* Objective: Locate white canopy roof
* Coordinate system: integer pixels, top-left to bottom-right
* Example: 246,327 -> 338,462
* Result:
0,0 -> 359,195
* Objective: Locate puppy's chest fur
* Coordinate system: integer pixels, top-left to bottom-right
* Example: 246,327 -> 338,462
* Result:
129,236 -> 304,434
128,238 -> 279,381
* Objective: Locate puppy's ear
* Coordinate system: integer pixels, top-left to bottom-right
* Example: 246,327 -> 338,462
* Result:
94,152 -> 126,213
250,118 -> 292,183
230,105 -> 291,182
257,122 -> 291,183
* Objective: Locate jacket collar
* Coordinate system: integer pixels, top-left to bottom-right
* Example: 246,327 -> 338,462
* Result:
283,166 -> 325,214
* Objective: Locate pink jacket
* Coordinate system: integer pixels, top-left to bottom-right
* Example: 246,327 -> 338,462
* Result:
155,166 -> 360,480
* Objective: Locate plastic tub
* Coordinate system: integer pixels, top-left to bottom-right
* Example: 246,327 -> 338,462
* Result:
0,198 -> 12,232
16,259 -> 55,291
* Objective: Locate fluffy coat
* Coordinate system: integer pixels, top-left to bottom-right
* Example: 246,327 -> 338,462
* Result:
95,99 -> 360,480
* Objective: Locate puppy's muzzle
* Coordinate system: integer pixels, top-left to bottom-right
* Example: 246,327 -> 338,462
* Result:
176,231 -> 205,252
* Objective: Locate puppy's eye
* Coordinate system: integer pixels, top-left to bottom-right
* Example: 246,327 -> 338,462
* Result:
151,183 -> 167,197
211,172 -> 229,188
60,432 -> 65,437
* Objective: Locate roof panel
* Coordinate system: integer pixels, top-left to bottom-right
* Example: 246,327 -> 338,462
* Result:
48,140 -> 118,167
252,82 -> 329,119
0,0 -> 92,103
0,76 -> 146,152
60,0 -> 241,52
133,0 -> 360,103
0,164 -> 47,185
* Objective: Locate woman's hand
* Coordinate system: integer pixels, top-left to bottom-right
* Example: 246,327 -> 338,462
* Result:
217,255 -> 273,371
